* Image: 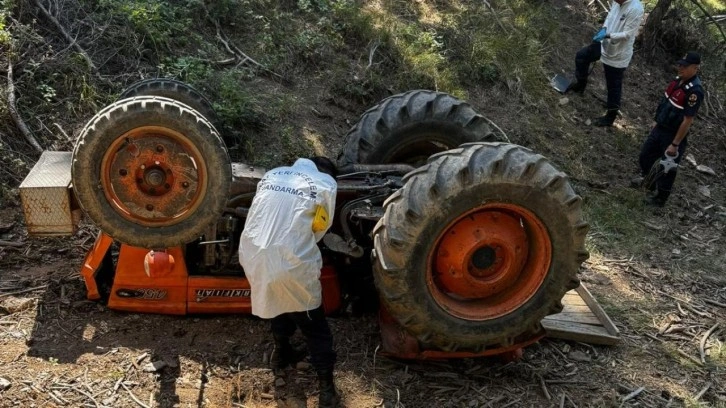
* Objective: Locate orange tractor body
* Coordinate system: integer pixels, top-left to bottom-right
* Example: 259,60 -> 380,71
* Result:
80,233 -> 342,316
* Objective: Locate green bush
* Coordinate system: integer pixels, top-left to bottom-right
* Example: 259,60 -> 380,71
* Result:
321,0 -> 558,103
158,57 -> 213,84
97,0 -> 195,53
0,1 -> 12,46
212,70 -> 267,135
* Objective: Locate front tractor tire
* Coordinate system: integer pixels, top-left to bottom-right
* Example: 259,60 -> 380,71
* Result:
337,90 -> 508,167
72,96 -> 231,248
372,142 -> 589,351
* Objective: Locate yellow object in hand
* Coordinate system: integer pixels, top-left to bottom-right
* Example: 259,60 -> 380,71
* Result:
312,205 -> 329,232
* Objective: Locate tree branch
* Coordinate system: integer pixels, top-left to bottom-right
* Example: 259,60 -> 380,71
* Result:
688,0 -> 726,45
482,0 -> 510,34
6,58 -> 43,153
201,5 -> 282,80
212,21 -> 282,79
366,40 -> 380,70
641,0 -> 674,58
31,0 -> 116,88
32,0 -> 99,73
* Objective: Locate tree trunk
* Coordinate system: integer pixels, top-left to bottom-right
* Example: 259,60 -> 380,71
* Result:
641,0 -> 674,57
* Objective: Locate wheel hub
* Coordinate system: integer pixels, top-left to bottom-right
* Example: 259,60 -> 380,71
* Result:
135,162 -> 174,196
429,204 -> 552,320
434,210 -> 528,299
470,246 -> 497,274
101,126 -> 205,227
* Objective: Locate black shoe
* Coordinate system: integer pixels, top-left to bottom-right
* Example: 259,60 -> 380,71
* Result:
593,115 -> 615,127
318,370 -> 341,408
593,109 -> 618,127
565,80 -> 586,94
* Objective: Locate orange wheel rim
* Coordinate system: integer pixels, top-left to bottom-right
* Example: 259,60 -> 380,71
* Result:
100,126 -> 207,227
427,203 -> 551,320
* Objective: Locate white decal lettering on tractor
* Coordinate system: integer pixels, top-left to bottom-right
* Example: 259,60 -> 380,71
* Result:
195,289 -> 251,302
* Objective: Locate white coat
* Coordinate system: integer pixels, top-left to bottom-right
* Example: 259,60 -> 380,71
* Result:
600,0 -> 644,68
238,159 -> 337,319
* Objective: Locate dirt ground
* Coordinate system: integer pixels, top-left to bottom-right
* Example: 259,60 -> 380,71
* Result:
2,2 -> 726,408
0,211 -> 724,408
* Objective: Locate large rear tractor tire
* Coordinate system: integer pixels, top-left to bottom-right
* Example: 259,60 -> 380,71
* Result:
338,90 -> 508,167
118,78 -> 237,147
72,96 -> 231,248
372,142 -> 589,351
119,78 -> 219,128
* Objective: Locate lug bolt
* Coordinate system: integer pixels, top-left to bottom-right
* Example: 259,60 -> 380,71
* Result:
155,161 -> 160,165
182,181 -> 189,188
140,164 -> 146,170
119,169 -> 127,176
146,204 -> 154,211
156,145 -> 164,153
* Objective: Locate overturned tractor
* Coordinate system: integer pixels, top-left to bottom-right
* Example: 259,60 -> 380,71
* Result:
21,79 -> 588,359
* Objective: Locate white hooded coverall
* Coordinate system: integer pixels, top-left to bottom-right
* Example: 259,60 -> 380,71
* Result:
238,158 -> 337,319
600,0 -> 644,68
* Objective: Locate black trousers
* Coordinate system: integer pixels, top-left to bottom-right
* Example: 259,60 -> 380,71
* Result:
270,306 -> 336,373
639,125 -> 687,199
575,42 -> 626,111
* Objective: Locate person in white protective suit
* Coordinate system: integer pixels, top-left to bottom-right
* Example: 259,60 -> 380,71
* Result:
238,156 -> 340,408
565,0 -> 644,127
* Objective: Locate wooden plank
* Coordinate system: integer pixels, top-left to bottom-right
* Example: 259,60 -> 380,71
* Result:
541,319 -> 620,345
559,304 -> 593,313
576,284 -> 620,336
562,291 -> 587,306
562,289 -> 586,305
544,312 -> 601,325
542,283 -> 620,345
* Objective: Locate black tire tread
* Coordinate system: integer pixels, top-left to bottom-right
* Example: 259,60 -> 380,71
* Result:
373,142 -> 589,350
119,78 -> 221,132
338,90 -> 508,166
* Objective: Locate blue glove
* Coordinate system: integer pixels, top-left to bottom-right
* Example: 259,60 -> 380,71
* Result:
592,27 -> 607,42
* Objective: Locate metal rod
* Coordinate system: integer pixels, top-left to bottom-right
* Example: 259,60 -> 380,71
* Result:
197,239 -> 230,245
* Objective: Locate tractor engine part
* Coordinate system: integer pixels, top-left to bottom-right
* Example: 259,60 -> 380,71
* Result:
337,163 -> 415,175
200,215 -> 239,269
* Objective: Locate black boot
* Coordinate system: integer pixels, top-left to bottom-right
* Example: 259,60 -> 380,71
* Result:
318,370 -> 341,408
644,190 -> 669,207
270,336 -> 307,370
565,79 -> 586,94
593,109 -> 618,127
